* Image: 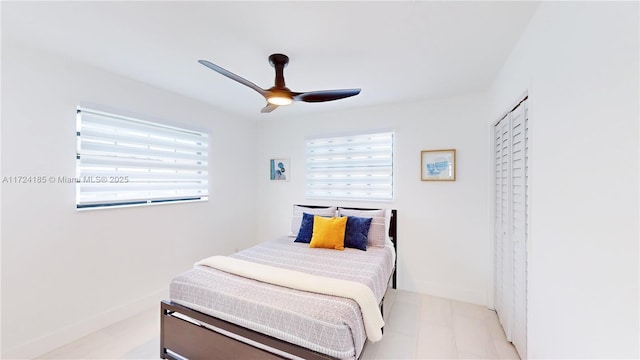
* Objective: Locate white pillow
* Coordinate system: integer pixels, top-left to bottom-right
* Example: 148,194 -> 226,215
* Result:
338,208 -> 388,247
290,205 -> 337,236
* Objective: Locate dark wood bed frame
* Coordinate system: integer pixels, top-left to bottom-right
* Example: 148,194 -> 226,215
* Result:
161,206 -> 397,360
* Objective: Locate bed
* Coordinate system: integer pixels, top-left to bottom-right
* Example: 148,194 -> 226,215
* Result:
160,205 -> 397,360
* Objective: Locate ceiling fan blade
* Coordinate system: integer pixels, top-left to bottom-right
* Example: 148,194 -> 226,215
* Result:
261,104 -> 279,113
198,60 -> 267,96
293,89 -> 361,103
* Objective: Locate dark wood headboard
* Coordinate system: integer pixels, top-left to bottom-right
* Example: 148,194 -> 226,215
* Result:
295,205 -> 397,289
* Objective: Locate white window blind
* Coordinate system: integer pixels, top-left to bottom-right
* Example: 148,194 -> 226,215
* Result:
305,131 -> 393,200
76,108 -> 209,209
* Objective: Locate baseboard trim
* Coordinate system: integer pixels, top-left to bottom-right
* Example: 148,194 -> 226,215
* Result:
2,287 -> 168,359
401,280 -> 487,306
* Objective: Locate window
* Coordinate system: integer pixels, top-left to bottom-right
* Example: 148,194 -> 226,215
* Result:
76,108 -> 208,209
305,130 -> 393,200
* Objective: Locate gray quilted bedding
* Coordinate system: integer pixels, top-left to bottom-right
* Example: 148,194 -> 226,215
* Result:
170,236 -> 395,359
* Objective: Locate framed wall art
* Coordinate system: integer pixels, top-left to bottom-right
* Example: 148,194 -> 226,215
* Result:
421,149 -> 456,181
270,158 -> 289,181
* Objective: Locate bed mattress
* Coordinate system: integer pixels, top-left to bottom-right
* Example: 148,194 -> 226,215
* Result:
169,236 -> 395,359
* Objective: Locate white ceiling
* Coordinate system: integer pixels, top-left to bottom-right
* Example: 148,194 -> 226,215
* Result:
2,1 -> 539,121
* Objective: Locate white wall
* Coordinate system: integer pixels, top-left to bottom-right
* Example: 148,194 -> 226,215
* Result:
489,2 -> 639,358
254,94 -> 491,305
1,40 -> 257,358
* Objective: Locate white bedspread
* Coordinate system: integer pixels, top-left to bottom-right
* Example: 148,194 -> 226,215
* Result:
196,255 -> 385,342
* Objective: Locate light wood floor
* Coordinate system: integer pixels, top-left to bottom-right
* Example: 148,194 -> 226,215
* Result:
41,289 -> 519,359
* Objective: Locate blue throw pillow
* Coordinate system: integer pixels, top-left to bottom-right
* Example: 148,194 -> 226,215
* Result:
343,215 -> 373,251
294,212 -> 316,243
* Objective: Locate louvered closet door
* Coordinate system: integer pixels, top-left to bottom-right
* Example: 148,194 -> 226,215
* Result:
494,114 -> 513,341
511,100 -> 529,357
494,123 -> 505,318
494,98 -> 529,357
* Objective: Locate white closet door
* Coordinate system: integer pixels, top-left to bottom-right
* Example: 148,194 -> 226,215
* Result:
494,123 -> 505,315
494,115 -> 513,341
494,98 -> 529,355
512,101 -> 529,357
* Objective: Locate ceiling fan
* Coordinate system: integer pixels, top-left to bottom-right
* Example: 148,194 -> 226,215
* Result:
198,54 -> 361,113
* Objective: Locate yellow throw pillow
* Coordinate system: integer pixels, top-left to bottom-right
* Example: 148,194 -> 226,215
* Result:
309,215 -> 347,250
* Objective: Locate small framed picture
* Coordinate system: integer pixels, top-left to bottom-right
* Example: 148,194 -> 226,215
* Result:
270,158 -> 289,181
421,149 -> 456,181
